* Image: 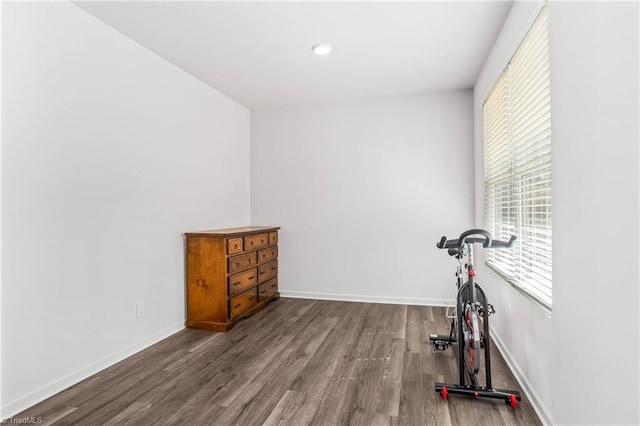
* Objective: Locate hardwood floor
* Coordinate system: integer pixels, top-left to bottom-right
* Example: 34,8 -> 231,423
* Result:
16,298 -> 541,425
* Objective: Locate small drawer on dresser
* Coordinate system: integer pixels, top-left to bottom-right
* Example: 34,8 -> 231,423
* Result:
258,246 -> 278,264
258,278 -> 278,300
227,238 -> 243,254
258,260 -> 278,283
228,268 -> 257,295
228,252 -> 257,273
229,289 -> 258,318
244,234 -> 268,250
268,232 -> 278,245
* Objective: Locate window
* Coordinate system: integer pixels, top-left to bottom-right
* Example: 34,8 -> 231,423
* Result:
483,5 -> 551,309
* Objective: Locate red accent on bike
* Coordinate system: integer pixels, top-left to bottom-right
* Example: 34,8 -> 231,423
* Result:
474,392 -> 479,398
509,394 -> 518,408
441,387 -> 448,400
469,269 -> 477,277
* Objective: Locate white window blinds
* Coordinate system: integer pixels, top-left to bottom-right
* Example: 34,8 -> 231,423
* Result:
483,5 -> 552,309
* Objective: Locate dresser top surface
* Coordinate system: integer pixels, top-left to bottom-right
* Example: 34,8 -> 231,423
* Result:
185,226 -> 280,237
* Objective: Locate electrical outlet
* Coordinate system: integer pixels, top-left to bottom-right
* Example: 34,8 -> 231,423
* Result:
136,301 -> 145,318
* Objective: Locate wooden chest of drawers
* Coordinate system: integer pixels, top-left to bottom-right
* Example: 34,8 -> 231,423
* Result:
185,226 -> 280,332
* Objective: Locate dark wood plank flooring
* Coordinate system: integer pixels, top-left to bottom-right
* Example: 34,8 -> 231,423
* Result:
16,298 -> 541,425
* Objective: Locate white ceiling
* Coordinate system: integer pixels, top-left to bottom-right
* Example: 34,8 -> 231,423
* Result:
75,1 -> 513,110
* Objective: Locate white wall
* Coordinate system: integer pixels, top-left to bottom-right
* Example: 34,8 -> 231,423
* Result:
0,1 -> 3,420
251,92 -> 474,305
1,2 -> 250,416
548,2 -> 638,424
473,1 -> 639,424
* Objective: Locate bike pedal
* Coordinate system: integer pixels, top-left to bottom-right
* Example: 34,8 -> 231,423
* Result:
477,303 -> 496,318
432,341 -> 450,352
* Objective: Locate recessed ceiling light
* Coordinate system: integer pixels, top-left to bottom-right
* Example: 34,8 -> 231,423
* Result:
311,43 -> 332,56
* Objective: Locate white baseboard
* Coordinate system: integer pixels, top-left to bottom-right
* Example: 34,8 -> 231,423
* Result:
489,325 -> 554,425
1,322 -> 185,419
280,290 -> 455,307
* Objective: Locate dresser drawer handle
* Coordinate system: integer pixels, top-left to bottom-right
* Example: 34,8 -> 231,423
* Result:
232,281 -> 240,286
248,276 -> 255,280
233,303 -> 242,309
259,271 -> 265,275
270,267 -> 277,271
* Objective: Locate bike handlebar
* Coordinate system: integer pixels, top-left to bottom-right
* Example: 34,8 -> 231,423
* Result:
436,229 -> 516,249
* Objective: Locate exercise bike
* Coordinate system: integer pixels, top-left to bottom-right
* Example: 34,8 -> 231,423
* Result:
429,229 -> 521,408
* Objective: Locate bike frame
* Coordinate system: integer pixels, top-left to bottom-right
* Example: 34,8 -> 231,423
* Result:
433,229 -> 519,406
